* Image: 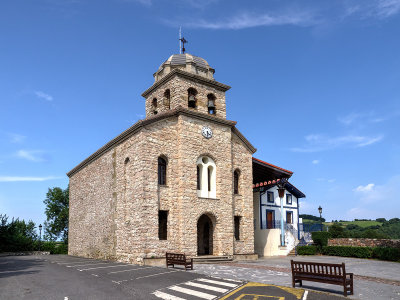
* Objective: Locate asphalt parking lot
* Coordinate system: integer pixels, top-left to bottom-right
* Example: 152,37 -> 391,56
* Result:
0,255 -> 348,300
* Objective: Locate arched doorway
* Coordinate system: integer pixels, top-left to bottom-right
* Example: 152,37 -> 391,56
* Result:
197,214 -> 214,255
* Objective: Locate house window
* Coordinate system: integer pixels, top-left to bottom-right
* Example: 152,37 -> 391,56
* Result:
234,216 -> 241,240
188,88 -> 197,108
233,170 -> 239,194
152,98 -> 157,108
158,210 -> 168,240
286,194 -> 292,205
286,211 -> 293,224
267,191 -> 274,203
207,93 -> 216,115
158,157 -> 167,185
197,156 -> 216,198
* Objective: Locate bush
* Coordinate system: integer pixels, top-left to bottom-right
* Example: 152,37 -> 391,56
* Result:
37,241 -> 68,254
322,246 -> 373,258
312,231 -> 330,248
328,223 -> 347,238
372,247 -> 400,262
297,245 -> 317,255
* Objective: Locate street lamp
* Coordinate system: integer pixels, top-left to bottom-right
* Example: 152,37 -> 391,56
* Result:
39,224 -> 42,251
277,179 -> 287,246
318,206 -> 323,231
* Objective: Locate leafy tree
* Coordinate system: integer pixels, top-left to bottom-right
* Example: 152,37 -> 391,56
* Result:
376,218 -> 387,223
328,223 -> 347,238
299,214 -> 326,222
0,214 -> 38,252
43,186 -> 69,242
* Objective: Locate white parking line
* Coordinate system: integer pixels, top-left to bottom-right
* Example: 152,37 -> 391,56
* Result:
168,286 -> 216,300
108,266 -> 154,274
136,270 -> 178,280
183,281 -> 228,293
67,262 -> 109,268
78,264 -> 130,271
153,291 -> 186,300
302,290 -> 308,300
195,278 -> 237,288
57,261 -> 94,265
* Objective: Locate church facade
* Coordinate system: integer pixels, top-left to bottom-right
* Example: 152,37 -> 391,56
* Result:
68,53 -> 258,263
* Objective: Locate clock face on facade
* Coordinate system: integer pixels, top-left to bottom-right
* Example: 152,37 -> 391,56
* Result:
202,126 -> 213,139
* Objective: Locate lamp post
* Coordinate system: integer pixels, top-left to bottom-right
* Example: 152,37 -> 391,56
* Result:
39,224 -> 42,251
277,179 -> 287,246
318,206 -> 323,231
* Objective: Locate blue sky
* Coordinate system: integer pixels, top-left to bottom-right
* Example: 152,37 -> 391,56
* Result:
1,0 -> 400,228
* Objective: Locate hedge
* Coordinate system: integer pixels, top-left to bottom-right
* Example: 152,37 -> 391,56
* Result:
297,245 -> 317,255
38,241 -> 68,254
311,231 -> 330,248
372,247 -> 400,261
322,246 -> 373,258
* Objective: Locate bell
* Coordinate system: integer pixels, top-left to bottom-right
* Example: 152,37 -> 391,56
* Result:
188,95 -> 196,104
208,99 -> 215,108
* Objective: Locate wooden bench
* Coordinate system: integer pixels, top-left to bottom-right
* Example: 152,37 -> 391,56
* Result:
166,252 -> 193,271
291,260 -> 354,297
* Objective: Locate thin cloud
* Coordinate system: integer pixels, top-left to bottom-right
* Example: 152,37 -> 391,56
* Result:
15,150 -> 46,162
312,160 -> 320,164
291,134 -> 383,152
0,176 -> 61,182
344,0 -> 400,19
353,183 -> 375,192
8,133 -> 26,144
34,91 -> 53,101
166,10 -> 318,30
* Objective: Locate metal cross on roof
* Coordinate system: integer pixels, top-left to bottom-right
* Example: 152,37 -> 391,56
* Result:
179,37 -> 187,54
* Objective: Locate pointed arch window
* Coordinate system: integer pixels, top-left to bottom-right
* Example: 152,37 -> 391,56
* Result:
164,89 -> 170,109
158,157 -> 167,185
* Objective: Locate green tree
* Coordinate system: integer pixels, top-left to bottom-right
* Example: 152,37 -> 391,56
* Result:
328,223 -> 347,238
43,186 -> 69,242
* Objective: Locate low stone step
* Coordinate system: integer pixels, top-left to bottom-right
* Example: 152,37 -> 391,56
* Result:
192,255 -> 233,264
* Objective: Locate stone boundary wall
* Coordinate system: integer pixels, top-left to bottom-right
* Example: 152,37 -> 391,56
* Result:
0,251 -> 50,257
328,238 -> 400,249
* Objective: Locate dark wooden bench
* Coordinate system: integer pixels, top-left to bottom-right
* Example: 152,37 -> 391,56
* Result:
166,252 -> 193,271
291,260 -> 354,297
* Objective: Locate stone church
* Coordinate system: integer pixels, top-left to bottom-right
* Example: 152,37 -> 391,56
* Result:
67,52 -> 301,263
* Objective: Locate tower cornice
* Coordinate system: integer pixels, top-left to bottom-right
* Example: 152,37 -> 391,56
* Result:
142,69 -> 231,98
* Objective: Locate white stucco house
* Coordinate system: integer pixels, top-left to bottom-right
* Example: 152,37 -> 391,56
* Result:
252,158 -> 306,256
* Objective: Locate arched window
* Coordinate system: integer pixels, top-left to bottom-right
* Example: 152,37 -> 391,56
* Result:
188,88 -> 198,108
163,89 -> 170,109
233,170 -> 240,194
197,156 -> 216,198
207,94 -> 216,115
158,157 -> 167,185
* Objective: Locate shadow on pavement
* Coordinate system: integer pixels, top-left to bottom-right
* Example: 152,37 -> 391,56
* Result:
0,256 -> 43,279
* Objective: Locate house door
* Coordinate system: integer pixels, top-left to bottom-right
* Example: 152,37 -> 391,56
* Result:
267,211 -> 274,229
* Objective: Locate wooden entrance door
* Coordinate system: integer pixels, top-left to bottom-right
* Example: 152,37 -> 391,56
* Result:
267,211 -> 274,229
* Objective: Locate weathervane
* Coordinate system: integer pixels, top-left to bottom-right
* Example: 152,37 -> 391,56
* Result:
179,27 -> 188,54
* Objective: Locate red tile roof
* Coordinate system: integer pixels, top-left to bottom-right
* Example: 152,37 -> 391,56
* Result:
252,157 -> 293,174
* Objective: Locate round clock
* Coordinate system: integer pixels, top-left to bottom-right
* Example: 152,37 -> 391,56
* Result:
202,126 -> 213,139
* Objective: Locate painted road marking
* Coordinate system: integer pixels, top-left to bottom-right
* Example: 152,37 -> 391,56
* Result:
78,264 -> 130,271
183,281 -> 228,293
153,291 -> 186,300
168,285 -> 216,300
136,270 -> 179,280
107,266 -> 153,274
67,262 -> 109,268
302,290 -> 308,300
196,278 -> 238,288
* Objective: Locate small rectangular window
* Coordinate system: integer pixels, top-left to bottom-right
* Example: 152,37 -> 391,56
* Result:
267,191 -> 274,203
234,216 -> 241,240
286,194 -> 292,205
286,211 -> 293,224
158,210 -> 168,240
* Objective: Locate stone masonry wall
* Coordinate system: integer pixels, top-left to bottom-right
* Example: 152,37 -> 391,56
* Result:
68,149 -> 117,259
145,75 -> 227,120
328,238 -> 400,249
